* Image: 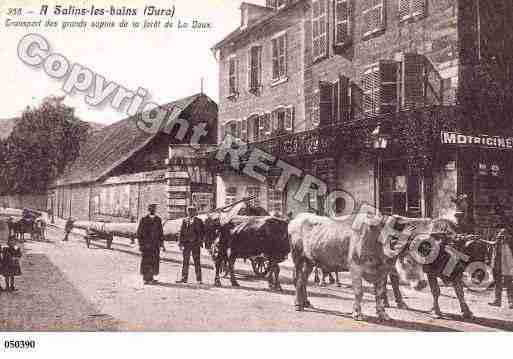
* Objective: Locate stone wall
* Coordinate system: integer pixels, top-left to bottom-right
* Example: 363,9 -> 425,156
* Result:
218,4 -> 307,134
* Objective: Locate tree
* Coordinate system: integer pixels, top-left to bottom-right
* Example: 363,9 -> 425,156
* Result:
4,96 -> 89,193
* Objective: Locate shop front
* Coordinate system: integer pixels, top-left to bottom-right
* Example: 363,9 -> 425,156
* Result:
441,130 -> 513,232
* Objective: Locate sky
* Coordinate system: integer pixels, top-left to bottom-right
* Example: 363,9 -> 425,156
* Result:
0,0 -> 265,125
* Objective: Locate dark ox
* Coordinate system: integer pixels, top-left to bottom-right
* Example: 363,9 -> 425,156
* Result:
289,213 -> 460,321
204,215 -> 290,290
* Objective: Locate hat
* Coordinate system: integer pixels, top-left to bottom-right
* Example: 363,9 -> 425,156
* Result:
148,204 -> 157,209
187,205 -> 197,211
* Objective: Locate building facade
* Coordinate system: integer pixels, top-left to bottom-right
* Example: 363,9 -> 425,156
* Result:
49,94 -> 218,222
213,0 -> 513,230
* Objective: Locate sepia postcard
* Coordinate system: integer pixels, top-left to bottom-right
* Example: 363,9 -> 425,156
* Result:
0,0 -> 512,356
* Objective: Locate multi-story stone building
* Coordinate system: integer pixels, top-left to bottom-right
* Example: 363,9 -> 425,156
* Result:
213,0 -> 513,230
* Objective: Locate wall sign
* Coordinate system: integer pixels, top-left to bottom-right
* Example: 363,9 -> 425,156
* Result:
441,131 -> 513,150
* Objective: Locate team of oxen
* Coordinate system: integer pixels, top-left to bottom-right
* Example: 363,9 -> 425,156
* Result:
6,214 -> 46,241
203,207 -> 488,322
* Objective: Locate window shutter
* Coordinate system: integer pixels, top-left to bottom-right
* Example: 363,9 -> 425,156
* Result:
425,58 -> 443,105
236,120 -> 242,139
249,46 -> 262,91
252,116 -> 260,142
399,0 -> 411,21
362,0 -> 385,37
338,75 -> 350,122
272,38 -> 279,80
411,0 -> 426,18
334,0 -> 352,49
362,65 -> 379,115
332,80 -> 339,124
241,119 -> 248,141
271,110 -> 279,133
350,83 -> 364,120
401,53 -> 425,109
400,53 -> 443,108
311,90 -> 321,128
312,0 -> 328,61
319,81 -> 333,126
262,112 -> 272,137
400,0 -> 426,21
379,60 -> 399,114
285,106 -> 294,132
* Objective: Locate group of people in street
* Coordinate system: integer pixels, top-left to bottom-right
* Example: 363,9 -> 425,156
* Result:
136,204 -> 204,285
135,201 -> 513,311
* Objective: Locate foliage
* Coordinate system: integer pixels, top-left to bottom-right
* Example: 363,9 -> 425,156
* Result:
1,96 -> 89,194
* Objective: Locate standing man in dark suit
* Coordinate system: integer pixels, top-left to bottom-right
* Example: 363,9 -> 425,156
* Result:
137,204 -> 164,285
176,206 -> 204,284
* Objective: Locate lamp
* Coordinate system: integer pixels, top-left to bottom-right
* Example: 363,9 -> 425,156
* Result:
371,126 -> 389,150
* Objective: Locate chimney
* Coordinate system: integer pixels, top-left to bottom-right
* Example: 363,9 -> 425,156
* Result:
240,2 -> 275,30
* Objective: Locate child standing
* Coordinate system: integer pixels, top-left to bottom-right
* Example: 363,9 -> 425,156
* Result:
2,236 -> 22,291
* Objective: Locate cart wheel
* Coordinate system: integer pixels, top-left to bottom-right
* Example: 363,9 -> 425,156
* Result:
251,257 -> 270,278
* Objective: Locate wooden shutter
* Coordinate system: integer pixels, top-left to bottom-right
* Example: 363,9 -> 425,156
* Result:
362,65 -> 380,115
337,75 -> 350,122
399,0 -> 411,21
362,0 -> 385,37
312,90 -> 321,128
425,58 -> 443,105
400,53 -> 443,108
271,110 -> 279,133
319,81 -> 333,126
260,112 -> 271,138
401,53 -> 425,109
312,0 -> 328,60
249,46 -> 261,91
285,106 -> 294,132
241,119 -> 248,141
350,83 -> 364,120
411,0 -> 426,18
334,0 -> 352,49
332,80 -> 339,124
400,0 -> 426,21
379,60 -> 399,114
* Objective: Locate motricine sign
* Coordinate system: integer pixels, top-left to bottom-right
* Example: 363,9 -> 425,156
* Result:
441,131 -> 513,150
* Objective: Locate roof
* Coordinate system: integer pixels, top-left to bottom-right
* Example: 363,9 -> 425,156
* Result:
212,0 -> 305,51
53,93 -> 212,187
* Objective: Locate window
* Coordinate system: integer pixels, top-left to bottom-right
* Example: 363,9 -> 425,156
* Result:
362,61 -> 398,115
259,112 -> 272,140
314,76 -> 355,127
247,186 -> 261,207
399,53 -> 443,109
268,187 -> 283,214
271,106 -> 294,135
225,187 -> 237,206
381,174 -> 421,217
268,0 -> 286,9
225,120 -> 238,137
362,0 -> 385,38
312,0 -> 328,61
334,0 -> 352,49
271,33 -> 287,81
399,0 -> 426,22
228,55 -> 238,97
248,114 -> 260,142
248,46 -> 262,92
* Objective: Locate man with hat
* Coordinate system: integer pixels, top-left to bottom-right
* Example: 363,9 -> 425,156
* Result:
136,204 -> 164,285
176,205 -> 204,284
